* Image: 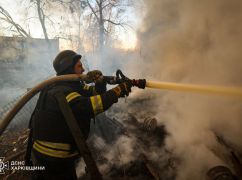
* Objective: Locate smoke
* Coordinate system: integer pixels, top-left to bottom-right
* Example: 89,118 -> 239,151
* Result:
139,0 -> 242,83
136,0 -> 242,179
102,135 -> 137,167
0,38 -> 58,132
1,0 -> 242,178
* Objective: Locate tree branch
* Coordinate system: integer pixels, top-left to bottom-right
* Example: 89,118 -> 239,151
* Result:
0,6 -> 31,38
101,2 -> 115,10
87,0 -> 99,21
103,19 -> 121,26
95,0 -> 100,6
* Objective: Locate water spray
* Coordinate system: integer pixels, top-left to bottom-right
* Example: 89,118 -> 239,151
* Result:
146,81 -> 242,98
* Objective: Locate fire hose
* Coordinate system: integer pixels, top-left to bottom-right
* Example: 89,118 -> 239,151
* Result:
0,70 -> 242,136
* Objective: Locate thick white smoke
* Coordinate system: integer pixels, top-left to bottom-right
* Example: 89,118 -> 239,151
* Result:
136,0 -> 242,179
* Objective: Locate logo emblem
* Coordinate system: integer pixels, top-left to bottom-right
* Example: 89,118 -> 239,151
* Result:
0,157 -> 9,174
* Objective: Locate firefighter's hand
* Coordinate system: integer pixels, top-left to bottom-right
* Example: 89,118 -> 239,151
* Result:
112,81 -> 132,98
95,78 -> 107,93
86,70 -> 103,83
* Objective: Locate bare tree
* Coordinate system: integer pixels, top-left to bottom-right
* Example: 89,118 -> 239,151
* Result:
86,0 -> 132,52
49,0 -> 88,52
28,0 -> 50,44
0,6 -> 31,38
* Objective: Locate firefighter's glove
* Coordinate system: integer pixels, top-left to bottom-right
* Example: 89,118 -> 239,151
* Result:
132,79 -> 146,89
112,81 -> 132,98
86,70 -> 103,83
95,79 -> 107,93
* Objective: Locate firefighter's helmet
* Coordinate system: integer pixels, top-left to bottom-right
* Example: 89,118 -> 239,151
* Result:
53,50 -> 82,75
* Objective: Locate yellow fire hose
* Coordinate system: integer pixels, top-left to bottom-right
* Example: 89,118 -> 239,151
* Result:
1,75 -> 242,136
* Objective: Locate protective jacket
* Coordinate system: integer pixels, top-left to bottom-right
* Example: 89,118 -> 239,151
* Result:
31,81 -> 118,160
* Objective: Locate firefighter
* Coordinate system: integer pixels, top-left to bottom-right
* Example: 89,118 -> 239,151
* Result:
30,50 -> 132,179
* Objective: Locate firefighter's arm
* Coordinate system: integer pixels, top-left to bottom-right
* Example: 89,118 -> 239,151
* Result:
81,70 -> 107,96
65,89 -> 118,117
80,82 -> 107,96
80,84 -> 96,96
65,82 -> 132,117
80,70 -> 107,96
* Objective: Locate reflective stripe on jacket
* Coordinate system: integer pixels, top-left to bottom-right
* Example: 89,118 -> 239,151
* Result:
66,91 -> 104,115
33,140 -> 78,158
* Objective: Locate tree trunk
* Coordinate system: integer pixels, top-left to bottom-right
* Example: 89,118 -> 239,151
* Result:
36,0 -> 50,45
77,1 -> 82,53
98,0 -> 105,66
